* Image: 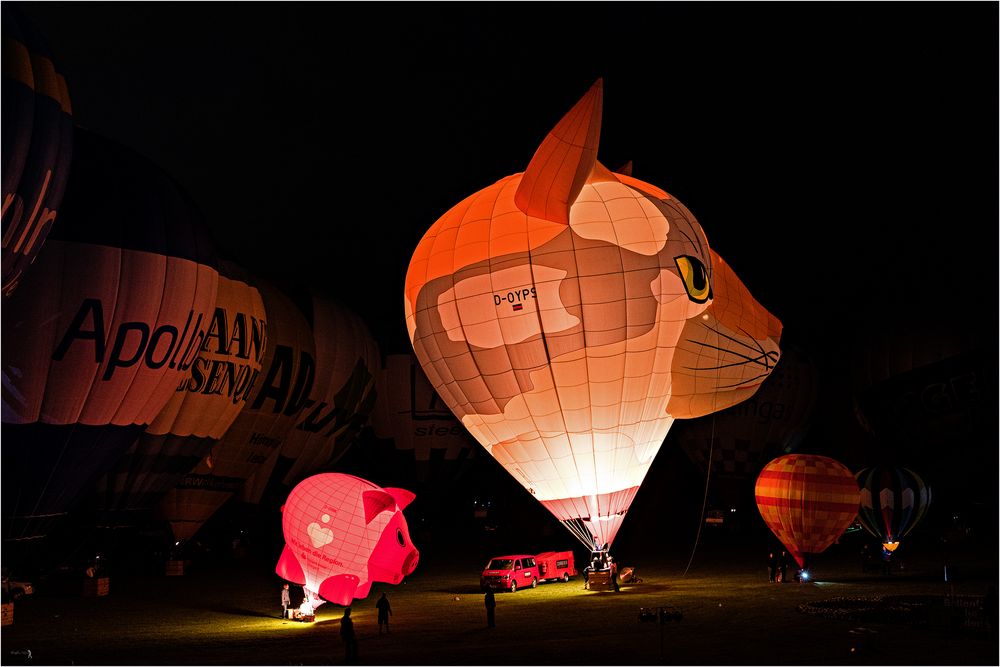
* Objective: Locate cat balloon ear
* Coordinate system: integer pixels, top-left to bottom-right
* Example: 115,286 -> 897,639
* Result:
515,79 -> 606,224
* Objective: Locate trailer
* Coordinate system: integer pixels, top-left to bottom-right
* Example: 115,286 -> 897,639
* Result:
534,551 -> 577,583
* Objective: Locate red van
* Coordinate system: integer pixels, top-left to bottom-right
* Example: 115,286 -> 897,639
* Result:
480,554 -> 540,592
480,551 -> 577,592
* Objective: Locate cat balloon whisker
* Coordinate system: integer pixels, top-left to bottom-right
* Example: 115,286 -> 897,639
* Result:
683,358 -> 765,372
697,325 -> 764,356
685,340 -> 769,367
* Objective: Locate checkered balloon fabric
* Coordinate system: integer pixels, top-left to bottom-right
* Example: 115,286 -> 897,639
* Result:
754,454 -> 860,568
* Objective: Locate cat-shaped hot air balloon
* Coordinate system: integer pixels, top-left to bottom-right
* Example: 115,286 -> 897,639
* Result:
405,79 -> 782,548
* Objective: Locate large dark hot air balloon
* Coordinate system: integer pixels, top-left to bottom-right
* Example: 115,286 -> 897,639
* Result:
755,454 -> 860,569
851,323 -> 992,506
243,291 -> 380,506
855,466 -> 932,556
369,353 -> 478,488
1,127 -> 220,564
157,273 -> 315,543
2,3 -> 74,296
87,262 -> 267,528
405,80 -> 782,549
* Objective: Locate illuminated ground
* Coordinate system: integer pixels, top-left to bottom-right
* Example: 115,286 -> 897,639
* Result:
2,541 -> 995,665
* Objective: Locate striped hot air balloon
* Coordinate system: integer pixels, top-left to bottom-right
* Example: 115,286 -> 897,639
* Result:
855,466 -> 932,556
754,454 -> 860,569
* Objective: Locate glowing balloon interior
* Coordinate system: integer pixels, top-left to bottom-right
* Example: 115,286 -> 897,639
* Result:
405,79 -> 782,549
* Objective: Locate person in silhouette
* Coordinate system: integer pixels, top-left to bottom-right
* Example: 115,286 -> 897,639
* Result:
281,583 -> 291,618
484,588 -> 496,628
584,555 -> 600,588
340,607 -> 358,663
778,551 -> 789,583
767,552 -> 778,583
376,592 -> 392,635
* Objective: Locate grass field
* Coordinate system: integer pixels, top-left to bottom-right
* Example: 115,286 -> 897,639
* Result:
2,540 -> 996,666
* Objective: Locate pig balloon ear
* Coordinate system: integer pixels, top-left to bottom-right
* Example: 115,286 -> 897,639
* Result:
362,488 -> 417,523
383,487 -> 416,510
362,490 -> 397,524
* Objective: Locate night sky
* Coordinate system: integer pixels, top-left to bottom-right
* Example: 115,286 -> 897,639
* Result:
12,2 -> 999,542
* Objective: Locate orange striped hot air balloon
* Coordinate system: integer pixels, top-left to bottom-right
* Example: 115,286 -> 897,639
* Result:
754,454 -> 860,569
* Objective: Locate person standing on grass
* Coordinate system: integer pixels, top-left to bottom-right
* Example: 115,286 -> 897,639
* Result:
340,607 -> 358,663
376,592 -> 392,635
484,588 -> 496,628
767,552 -> 778,583
281,583 -> 291,618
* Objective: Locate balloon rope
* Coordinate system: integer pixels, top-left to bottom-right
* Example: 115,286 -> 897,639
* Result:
683,411 -> 716,577
561,518 -> 599,550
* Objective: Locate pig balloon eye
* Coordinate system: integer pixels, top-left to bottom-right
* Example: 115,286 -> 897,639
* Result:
396,529 -> 405,546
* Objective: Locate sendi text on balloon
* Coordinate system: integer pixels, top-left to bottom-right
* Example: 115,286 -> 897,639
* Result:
181,308 -> 267,404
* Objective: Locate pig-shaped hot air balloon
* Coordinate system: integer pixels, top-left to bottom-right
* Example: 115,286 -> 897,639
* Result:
276,473 -> 419,606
